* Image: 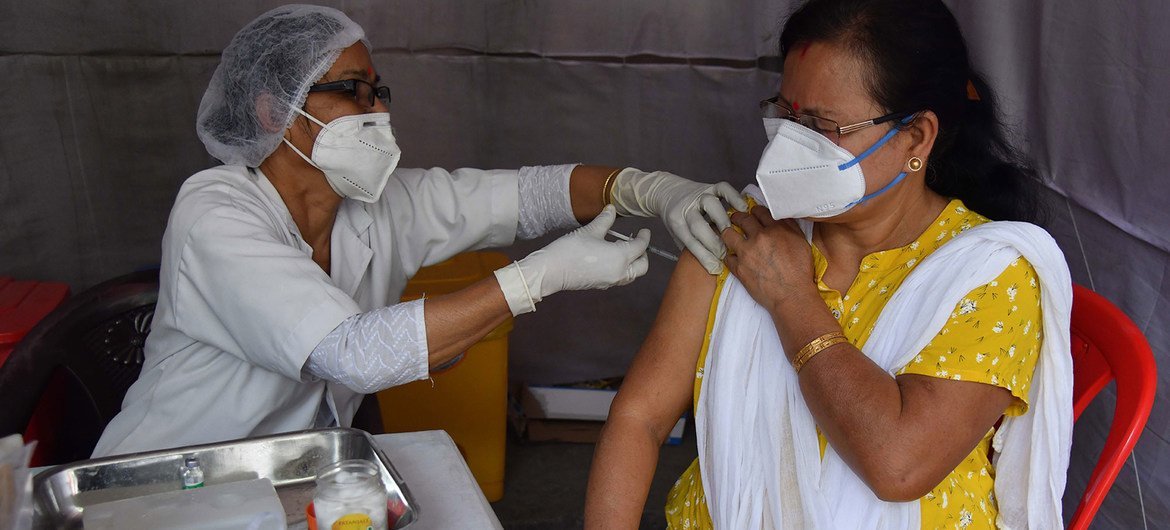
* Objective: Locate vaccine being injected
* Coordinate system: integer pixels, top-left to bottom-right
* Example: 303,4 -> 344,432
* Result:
606,230 -> 679,261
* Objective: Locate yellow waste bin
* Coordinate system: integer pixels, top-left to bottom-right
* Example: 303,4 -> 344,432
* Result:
376,251 -> 512,501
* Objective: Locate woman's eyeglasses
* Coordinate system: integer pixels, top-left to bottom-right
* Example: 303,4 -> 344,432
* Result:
308,79 -> 391,108
759,96 -> 912,145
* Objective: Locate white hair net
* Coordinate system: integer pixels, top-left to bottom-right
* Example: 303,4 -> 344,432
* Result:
196,4 -> 368,167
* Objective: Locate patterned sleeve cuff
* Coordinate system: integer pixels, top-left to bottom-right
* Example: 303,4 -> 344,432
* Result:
303,299 -> 430,393
516,164 -> 580,239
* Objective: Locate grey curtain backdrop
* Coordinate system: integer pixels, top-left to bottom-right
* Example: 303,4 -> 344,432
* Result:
1,1 -> 1166,526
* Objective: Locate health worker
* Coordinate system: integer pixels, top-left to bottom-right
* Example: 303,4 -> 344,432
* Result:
94,4 -> 746,456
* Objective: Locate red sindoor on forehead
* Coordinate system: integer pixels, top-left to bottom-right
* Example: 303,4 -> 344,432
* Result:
789,44 -> 809,112
367,67 -> 375,79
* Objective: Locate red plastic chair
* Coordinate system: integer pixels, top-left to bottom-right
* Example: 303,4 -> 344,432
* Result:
1067,284 -> 1157,529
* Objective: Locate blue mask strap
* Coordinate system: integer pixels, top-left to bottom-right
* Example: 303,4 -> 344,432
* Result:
836,114 -> 916,207
847,171 -> 907,207
836,114 -> 915,171
837,126 -> 900,171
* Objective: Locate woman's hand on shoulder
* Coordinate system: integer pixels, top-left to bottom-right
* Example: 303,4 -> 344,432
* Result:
721,205 -> 817,310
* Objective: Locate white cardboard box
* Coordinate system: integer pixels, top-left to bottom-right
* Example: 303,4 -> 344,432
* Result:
82,478 -> 286,530
525,385 -> 616,422
520,385 -> 685,444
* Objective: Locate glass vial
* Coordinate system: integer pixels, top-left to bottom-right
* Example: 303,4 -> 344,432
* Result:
313,459 -> 388,530
181,456 -> 205,489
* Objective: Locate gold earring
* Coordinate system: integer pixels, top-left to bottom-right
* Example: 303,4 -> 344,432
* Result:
907,156 -> 923,172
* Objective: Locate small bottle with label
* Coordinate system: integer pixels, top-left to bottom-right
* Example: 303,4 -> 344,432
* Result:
182,456 -> 205,489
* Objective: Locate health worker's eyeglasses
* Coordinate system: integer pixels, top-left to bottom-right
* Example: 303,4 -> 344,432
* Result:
760,95 -> 912,146
308,79 -> 391,108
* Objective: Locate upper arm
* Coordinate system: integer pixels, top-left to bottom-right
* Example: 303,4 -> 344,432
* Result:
899,257 -> 1043,412
178,205 -> 361,379
887,258 -> 1043,493
385,167 -> 520,268
609,252 -> 719,441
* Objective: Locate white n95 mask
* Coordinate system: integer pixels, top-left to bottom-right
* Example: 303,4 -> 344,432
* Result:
755,117 -> 907,220
283,108 -> 402,203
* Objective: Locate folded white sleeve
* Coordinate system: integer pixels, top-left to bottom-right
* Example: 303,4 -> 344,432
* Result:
303,299 -> 430,394
516,164 -> 580,239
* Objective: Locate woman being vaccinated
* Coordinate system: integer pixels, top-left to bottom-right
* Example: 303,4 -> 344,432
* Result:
586,0 -> 1073,528
94,4 -> 745,457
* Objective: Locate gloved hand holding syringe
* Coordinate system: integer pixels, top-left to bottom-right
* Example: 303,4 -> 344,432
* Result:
607,230 -> 678,261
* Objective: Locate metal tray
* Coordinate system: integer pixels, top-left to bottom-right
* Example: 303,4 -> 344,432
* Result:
32,427 -> 417,529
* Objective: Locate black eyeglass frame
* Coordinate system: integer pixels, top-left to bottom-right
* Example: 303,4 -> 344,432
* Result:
760,95 -> 913,144
308,79 -> 392,108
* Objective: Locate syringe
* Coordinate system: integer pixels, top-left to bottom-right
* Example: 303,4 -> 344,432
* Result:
606,230 -> 679,261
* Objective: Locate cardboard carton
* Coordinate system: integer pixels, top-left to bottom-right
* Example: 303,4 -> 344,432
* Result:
509,380 -> 685,444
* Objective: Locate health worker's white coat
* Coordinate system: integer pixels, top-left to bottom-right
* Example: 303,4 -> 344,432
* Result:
93,164 -> 518,457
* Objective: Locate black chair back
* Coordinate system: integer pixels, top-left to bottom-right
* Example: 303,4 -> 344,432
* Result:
0,269 -> 158,463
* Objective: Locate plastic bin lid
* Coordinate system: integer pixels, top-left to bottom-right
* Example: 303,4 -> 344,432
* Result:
398,253 -> 513,340
0,277 -> 71,346
400,252 -> 511,299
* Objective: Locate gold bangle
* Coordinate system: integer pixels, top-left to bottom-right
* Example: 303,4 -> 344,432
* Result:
792,331 -> 847,373
601,168 -> 621,206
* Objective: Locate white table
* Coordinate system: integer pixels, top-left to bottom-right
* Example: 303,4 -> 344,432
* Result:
372,430 -> 502,530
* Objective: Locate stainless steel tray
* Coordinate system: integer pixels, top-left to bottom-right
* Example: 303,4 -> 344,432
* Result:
32,427 -> 417,529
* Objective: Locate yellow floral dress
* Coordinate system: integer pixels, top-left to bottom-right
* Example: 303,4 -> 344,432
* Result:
664,200 -> 1044,530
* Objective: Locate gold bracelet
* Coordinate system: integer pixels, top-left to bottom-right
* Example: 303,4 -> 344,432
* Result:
601,168 -> 621,206
792,331 -> 847,373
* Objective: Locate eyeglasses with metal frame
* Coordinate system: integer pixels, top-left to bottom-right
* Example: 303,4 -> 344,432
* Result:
759,95 -> 912,145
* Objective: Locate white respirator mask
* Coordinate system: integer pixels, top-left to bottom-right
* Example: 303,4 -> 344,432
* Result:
283,108 -> 402,203
756,116 -> 910,219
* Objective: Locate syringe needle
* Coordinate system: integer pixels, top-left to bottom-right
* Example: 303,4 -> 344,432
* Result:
648,246 -> 680,262
607,230 -> 679,261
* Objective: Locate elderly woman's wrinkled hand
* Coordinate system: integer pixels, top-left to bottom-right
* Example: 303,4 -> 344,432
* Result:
721,205 -> 816,309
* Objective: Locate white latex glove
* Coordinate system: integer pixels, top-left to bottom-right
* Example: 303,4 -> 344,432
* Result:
494,205 -> 650,316
609,168 -> 749,274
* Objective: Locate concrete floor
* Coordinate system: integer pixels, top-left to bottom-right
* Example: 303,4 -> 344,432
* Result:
490,423 -> 698,529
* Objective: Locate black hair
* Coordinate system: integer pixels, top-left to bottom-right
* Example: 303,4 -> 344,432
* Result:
780,0 -> 1046,223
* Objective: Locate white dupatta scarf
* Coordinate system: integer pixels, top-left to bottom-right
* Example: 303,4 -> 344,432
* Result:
696,217 -> 1073,530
